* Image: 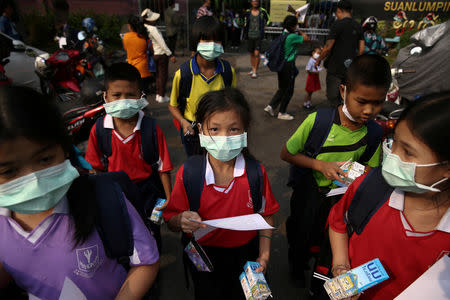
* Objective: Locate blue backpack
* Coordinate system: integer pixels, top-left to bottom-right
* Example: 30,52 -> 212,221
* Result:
265,33 -> 288,72
177,58 -> 233,116
182,155 -> 264,213
288,108 -> 382,187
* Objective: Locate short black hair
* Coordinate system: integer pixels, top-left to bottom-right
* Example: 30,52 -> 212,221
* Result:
283,15 -> 298,32
190,16 -> 224,51
104,62 -> 141,90
344,54 -> 392,92
397,91 -> 450,161
168,0 -> 175,6
337,0 -> 352,12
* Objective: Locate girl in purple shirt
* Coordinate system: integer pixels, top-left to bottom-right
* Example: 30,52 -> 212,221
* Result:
0,85 -> 160,300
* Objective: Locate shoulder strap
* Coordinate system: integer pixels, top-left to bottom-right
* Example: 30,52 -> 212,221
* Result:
304,108 -> 336,158
219,59 -> 233,87
140,115 -> 159,171
358,120 -> 383,164
182,155 -> 206,212
345,167 -> 394,236
95,116 -> 111,170
245,158 -> 263,213
89,172 -> 134,264
177,59 -> 194,115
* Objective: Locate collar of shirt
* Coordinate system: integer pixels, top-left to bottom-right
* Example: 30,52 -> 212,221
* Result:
389,188 -> 450,233
205,153 -> 245,186
191,54 -> 224,83
104,110 -> 144,132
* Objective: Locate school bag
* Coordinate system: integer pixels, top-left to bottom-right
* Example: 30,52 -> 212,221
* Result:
287,107 -> 383,187
265,33 -> 288,72
345,166 -> 394,236
182,155 -> 264,213
175,58 -> 233,128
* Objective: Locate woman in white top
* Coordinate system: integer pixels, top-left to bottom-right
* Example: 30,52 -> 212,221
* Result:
141,8 -> 176,103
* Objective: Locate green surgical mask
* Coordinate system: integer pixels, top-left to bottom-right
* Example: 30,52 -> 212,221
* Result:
197,42 -> 224,61
0,160 -> 79,214
103,97 -> 148,119
199,132 -> 247,162
381,141 -> 448,194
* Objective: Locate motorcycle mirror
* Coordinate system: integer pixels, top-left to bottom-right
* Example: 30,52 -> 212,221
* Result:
78,31 -> 87,41
410,46 -> 422,56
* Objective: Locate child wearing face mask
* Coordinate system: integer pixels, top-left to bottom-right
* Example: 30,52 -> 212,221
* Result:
0,85 -> 159,299
328,92 -> 450,299
164,88 -> 280,300
303,47 -> 322,109
264,15 -> 309,121
85,62 -> 173,250
281,54 -> 391,283
169,16 -> 237,157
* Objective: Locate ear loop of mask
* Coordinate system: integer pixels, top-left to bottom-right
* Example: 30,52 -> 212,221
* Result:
342,86 -> 357,122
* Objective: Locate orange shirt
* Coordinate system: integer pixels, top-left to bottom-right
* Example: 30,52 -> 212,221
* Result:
122,32 -> 151,78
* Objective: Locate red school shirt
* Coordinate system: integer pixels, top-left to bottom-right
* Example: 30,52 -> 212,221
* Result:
163,154 -> 280,248
85,111 -> 173,182
328,174 -> 450,299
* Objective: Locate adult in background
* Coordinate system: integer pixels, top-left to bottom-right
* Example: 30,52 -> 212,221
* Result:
243,0 -> 270,79
315,0 -> 364,106
196,0 -> 213,19
142,8 -> 176,104
122,16 -> 153,96
362,16 -> 388,55
164,0 -> 179,54
0,0 -> 20,40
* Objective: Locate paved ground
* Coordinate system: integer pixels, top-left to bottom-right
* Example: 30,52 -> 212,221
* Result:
149,50 -> 332,300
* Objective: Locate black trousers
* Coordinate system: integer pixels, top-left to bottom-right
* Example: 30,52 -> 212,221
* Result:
188,238 -> 259,300
326,72 -> 344,107
269,61 -> 298,113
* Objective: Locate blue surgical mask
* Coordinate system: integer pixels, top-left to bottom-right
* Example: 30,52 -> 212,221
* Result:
199,132 -> 247,162
0,160 -> 80,214
197,42 -> 224,61
381,141 -> 448,194
103,96 -> 148,119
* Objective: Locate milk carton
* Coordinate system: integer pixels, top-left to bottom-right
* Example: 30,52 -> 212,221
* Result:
149,198 -> 166,224
243,261 -> 272,299
240,272 -> 255,300
324,258 -> 389,300
333,160 -> 366,187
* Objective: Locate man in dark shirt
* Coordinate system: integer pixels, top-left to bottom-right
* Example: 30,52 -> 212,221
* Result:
315,0 -> 364,106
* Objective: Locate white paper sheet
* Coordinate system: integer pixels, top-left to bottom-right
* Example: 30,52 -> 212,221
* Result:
192,214 -> 275,240
296,3 -> 309,23
394,255 -> 450,300
326,187 -> 348,197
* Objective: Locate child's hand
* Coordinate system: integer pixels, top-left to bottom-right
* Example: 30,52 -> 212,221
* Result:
170,55 -> 176,63
179,211 -> 207,233
181,119 -> 194,136
317,161 -> 347,183
154,200 -> 168,211
255,257 -> 269,273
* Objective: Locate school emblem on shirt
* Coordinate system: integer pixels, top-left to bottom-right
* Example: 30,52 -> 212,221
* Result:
74,245 -> 103,278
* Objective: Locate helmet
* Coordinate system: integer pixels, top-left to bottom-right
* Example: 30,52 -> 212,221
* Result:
363,16 -> 378,31
82,17 -> 96,33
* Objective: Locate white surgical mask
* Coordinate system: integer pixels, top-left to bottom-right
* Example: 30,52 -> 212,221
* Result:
382,141 -> 448,193
342,86 -> 357,122
103,94 -> 148,119
313,53 -> 320,59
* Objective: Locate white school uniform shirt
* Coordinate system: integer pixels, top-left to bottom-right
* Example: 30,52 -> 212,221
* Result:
145,24 -> 172,56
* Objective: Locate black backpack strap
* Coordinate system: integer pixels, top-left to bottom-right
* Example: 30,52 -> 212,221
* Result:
345,167 -> 394,236
95,115 -> 111,170
288,108 -> 336,187
358,120 -> 383,164
89,172 -> 134,266
245,158 -> 263,213
304,108 -> 336,157
140,115 -> 160,172
219,59 -> 233,87
177,59 -> 194,115
182,155 -> 207,212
